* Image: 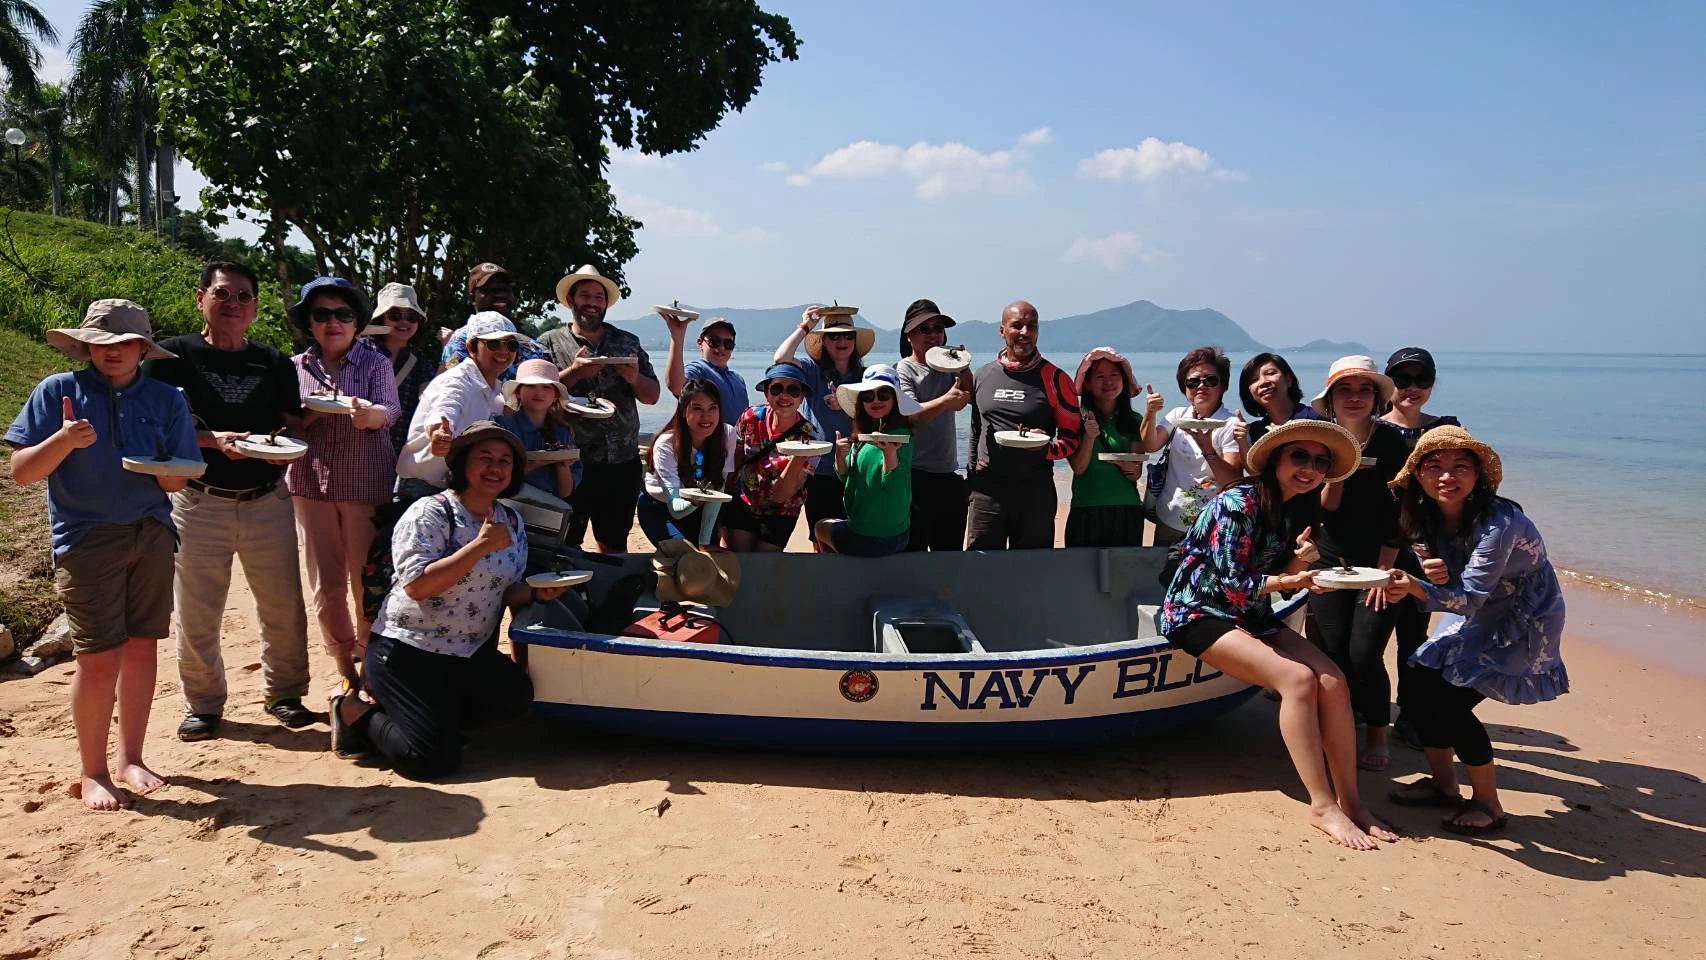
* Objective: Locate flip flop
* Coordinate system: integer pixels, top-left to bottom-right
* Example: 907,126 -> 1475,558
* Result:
329,692 -> 371,759
1358,746 -> 1392,772
1442,801 -> 1508,835
1387,777 -> 1465,808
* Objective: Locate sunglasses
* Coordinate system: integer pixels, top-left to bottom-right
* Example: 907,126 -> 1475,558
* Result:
910,324 -> 946,336
864,388 -> 895,403
206,285 -> 256,304
701,336 -> 736,350
385,309 -> 418,324
823,331 -> 856,343
480,337 -> 521,352
310,306 -> 356,324
1285,449 -> 1334,472
1390,372 -> 1435,390
1183,375 -> 1221,389
766,382 -> 805,398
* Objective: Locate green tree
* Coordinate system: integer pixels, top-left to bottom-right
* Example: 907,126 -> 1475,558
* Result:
0,0 -> 56,102
68,0 -> 173,232
152,0 -> 798,324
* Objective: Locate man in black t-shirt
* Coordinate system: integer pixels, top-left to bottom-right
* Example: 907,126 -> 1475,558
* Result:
143,262 -> 316,741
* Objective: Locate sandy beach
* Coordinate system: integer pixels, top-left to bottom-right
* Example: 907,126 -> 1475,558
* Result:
2,510 -> 1702,960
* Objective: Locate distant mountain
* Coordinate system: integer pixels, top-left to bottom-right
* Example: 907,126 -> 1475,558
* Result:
1278,338 -> 1370,355
617,304 -> 869,353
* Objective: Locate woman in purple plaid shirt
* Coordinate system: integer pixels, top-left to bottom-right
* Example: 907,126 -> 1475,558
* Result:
286,278 -> 401,692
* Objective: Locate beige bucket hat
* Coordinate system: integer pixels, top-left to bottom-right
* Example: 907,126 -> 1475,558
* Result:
653,540 -> 741,608
46,299 -> 176,361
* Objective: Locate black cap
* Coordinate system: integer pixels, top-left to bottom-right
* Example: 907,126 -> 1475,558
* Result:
902,298 -> 956,334
1384,347 -> 1435,377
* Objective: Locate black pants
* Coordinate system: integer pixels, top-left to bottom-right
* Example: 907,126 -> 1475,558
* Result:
1392,597 -> 1430,720
966,475 -> 1055,550
1407,664 -> 1492,766
359,631 -> 533,780
907,469 -> 967,552
568,458 -> 643,550
803,473 -> 846,529
1307,583 -> 1399,728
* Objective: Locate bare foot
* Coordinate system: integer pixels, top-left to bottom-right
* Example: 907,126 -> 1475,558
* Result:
1310,805 -> 1378,850
79,774 -> 131,812
1343,803 -> 1401,842
117,761 -> 167,796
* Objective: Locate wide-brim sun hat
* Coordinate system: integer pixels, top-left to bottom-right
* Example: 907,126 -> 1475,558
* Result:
1246,419 -> 1361,483
1310,355 -> 1395,415
289,276 -> 370,333
47,298 -> 175,361
501,358 -> 569,407
755,360 -> 811,394
1389,425 -> 1503,495
805,317 -> 876,362
463,311 -> 540,352
554,264 -> 622,309
653,539 -> 741,607
447,420 -> 528,498
836,364 -> 923,417
1074,347 -> 1139,399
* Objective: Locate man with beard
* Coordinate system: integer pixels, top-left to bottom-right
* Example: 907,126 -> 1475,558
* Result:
538,265 -> 660,552
965,300 -> 1081,550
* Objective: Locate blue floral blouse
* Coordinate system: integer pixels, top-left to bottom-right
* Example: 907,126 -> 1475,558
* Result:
374,492 -> 528,658
1410,498 -> 1568,705
1160,483 -> 1293,638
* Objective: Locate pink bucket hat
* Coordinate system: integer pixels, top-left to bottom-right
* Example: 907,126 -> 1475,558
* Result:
1073,347 -> 1139,398
501,358 -> 568,407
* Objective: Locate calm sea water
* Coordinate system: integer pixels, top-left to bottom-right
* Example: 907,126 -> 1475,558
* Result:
639,350 -> 1706,601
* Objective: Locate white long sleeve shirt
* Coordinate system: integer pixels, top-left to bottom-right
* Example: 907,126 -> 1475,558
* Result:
395,361 -> 506,487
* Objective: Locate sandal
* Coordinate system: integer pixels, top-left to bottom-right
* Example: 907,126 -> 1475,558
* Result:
1358,746 -> 1391,772
329,692 -> 371,759
1442,801 -> 1508,835
1388,777 -> 1464,808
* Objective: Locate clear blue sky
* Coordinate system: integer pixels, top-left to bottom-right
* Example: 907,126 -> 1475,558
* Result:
30,0 -> 1706,351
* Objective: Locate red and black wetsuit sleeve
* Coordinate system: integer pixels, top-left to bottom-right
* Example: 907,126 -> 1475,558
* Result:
1038,360 -> 1082,462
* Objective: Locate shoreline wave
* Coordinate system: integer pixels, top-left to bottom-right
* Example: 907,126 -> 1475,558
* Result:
1554,568 -> 1706,614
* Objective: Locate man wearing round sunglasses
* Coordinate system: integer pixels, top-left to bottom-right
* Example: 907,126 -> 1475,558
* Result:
663,313 -> 748,425
145,261 -> 317,741
895,298 -> 971,551
398,313 -> 538,496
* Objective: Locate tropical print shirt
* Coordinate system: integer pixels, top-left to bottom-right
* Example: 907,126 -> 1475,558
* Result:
1160,482 -> 1293,637
733,404 -> 818,516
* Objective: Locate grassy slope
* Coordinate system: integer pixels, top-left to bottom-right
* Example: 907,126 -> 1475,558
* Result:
0,328 -> 73,647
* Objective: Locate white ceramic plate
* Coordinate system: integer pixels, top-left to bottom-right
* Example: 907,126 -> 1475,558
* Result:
233,436 -> 309,461
1359,456 -> 1378,468
122,456 -> 207,478
1314,566 -> 1392,590
776,440 -> 833,457
526,447 -> 581,463
925,346 -> 972,374
304,395 -> 357,415
994,430 -> 1049,450
581,355 -> 638,365
359,324 -> 392,338
562,398 -> 616,419
863,432 -> 909,445
527,570 -> 595,589
1171,417 -> 1226,432
652,304 -> 700,321
682,488 -> 734,504
1097,452 -> 1147,462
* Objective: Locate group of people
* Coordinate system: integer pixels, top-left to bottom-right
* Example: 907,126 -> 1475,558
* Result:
7,260 -> 1567,854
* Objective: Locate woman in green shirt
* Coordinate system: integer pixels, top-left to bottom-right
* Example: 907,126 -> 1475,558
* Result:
1066,348 -> 1148,547
815,365 -> 917,557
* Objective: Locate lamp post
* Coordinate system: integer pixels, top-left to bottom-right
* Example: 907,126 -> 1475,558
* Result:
3,128 -> 24,204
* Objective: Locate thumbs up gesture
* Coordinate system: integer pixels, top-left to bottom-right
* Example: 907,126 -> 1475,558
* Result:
1230,410 -> 1249,448
473,511 -> 512,555
1143,383 -> 1164,418
429,415 -> 454,457
1293,525 -> 1319,565
59,396 -> 97,450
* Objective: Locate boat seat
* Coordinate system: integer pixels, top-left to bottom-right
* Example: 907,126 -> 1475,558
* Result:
870,597 -> 985,655
502,485 -> 575,551
1134,603 -> 1162,640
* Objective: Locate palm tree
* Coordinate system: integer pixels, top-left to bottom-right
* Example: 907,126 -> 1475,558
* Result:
0,0 -> 56,102
69,0 -> 170,231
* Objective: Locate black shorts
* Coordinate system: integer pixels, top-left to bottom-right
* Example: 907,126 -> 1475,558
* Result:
722,497 -> 799,549
1165,617 -> 1242,658
567,457 -> 643,549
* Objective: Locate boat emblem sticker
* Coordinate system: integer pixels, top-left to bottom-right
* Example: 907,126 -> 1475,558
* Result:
839,669 -> 879,703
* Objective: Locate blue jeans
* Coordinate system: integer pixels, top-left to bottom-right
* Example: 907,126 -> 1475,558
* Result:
635,493 -> 710,546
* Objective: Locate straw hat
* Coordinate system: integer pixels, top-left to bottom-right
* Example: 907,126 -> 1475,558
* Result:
501,358 -> 569,407
1389,425 -> 1503,495
1310,355 -> 1395,415
555,264 -> 622,309
805,316 -> 875,362
653,540 -> 741,608
1246,419 -> 1361,482
836,364 -> 922,417
47,299 -> 175,361
1073,347 -> 1139,398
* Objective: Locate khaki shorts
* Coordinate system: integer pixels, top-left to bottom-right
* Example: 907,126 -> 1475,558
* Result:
52,518 -> 176,656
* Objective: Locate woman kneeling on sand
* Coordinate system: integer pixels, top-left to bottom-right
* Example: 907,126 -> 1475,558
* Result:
330,422 -> 568,778
1381,427 -> 1567,834
1160,420 -> 1400,849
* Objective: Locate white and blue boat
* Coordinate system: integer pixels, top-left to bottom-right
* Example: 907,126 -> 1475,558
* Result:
510,546 -> 1306,752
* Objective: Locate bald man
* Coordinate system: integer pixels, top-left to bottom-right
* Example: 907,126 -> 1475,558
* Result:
965,301 -> 1082,549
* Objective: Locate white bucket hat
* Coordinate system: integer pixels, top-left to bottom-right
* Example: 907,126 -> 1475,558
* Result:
501,358 -> 569,407
370,282 -> 425,321
463,311 -> 539,352
836,364 -> 922,417
1311,355 -> 1395,415
554,264 -> 622,309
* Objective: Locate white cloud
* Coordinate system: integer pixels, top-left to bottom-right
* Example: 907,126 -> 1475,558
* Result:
1061,232 -> 1162,272
609,149 -> 675,170
785,173 -> 812,188
37,45 -> 72,85
758,161 -> 791,174
803,136 -> 1035,200
1077,137 -> 1243,184
1017,126 -> 1054,148
619,190 -> 771,245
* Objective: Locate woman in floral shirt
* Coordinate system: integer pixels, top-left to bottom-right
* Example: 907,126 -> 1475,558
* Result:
1160,419 -> 1399,851
329,422 -> 568,779
1381,427 -> 1566,835
723,362 -> 821,552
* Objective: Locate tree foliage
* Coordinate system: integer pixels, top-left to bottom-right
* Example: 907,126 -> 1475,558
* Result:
152,0 -> 798,324
0,0 -> 57,102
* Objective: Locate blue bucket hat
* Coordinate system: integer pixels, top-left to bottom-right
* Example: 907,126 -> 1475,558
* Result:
755,361 -> 810,395
290,276 -> 370,332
